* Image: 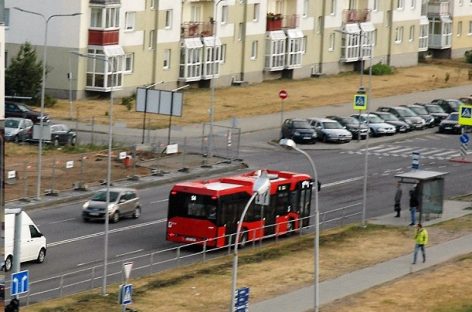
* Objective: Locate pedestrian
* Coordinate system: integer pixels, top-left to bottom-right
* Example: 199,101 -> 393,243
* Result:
409,186 -> 419,226
412,223 -> 428,264
394,182 -> 402,217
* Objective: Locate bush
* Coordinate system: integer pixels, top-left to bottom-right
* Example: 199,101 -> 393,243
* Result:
465,50 -> 472,64
364,62 -> 394,75
121,93 -> 136,111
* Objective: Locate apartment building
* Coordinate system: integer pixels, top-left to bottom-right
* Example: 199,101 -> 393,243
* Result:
3,0 -> 471,99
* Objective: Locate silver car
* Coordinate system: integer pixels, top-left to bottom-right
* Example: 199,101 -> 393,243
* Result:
353,114 -> 396,137
82,188 -> 141,223
308,118 -> 352,143
5,117 -> 33,142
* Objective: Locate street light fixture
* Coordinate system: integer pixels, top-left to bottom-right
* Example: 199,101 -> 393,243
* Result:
230,170 -> 271,312
70,51 -> 115,296
13,7 -> 82,200
279,138 -> 320,312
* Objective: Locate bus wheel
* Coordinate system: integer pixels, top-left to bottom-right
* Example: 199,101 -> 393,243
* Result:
239,231 -> 248,248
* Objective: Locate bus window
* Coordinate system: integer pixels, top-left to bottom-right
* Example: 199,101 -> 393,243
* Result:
290,190 -> 300,213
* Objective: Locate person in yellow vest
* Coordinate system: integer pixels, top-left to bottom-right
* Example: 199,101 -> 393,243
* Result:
412,223 -> 428,264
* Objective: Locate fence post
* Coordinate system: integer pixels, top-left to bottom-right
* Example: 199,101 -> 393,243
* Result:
91,266 -> 95,289
203,239 -> 207,262
150,252 -> 155,275
59,274 -> 64,297
50,158 -> 56,194
22,161 -> 29,200
91,117 -> 95,146
177,247 -> 181,265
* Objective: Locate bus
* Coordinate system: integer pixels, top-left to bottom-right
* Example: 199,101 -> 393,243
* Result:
166,169 -> 313,248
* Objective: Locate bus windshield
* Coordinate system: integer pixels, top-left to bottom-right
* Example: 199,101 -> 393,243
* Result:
169,192 -> 218,220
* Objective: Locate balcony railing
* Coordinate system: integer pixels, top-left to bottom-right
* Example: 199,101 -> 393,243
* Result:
427,1 -> 449,16
342,9 -> 370,24
88,29 -> 119,45
266,14 -> 299,31
181,22 -> 213,38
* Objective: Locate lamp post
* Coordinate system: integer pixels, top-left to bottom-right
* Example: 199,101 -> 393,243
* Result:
279,138 -> 320,312
13,8 -> 82,200
208,0 -> 224,158
230,171 -> 270,312
70,51 -> 114,295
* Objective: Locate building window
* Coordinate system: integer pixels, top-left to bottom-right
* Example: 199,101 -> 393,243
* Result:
90,6 -> 120,29
221,5 -> 229,24
253,3 -> 260,21
150,0 -> 158,10
106,7 -> 120,28
148,30 -> 155,49
395,26 -> 403,43
469,21 -> 472,35
90,8 -> 103,28
419,24 -> 428,51
251,41 -> 258,60
330,0 -> 336,15
303,0 -> 309,17
287,36 -> 303,68
163,49 -> 171,69
457,21 -> 462,36
4,8 -> 10,27
329,33 -> 335,51
410,0 -> 416,9
238,23 -> 243,41
396,0 -> 404,10
220,44 -> 227,63
124,53 -> 134,73
179,40 -> 203,81
125,12 -> 136,31
86,48 -> 123,90
191,5 -> 201,22
165,10 -> 172,29
409,25 -> 415,42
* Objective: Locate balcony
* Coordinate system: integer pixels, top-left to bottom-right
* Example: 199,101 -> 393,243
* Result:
181,22 -> 213,38
266,14 -> 299,31
88,29 -> 119,45
428,1 -> 449,16
342,9 -> 370,24
89,0 -> 120,4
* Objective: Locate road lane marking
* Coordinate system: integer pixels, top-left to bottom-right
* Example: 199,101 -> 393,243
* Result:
115,249 -> 144,258
322,176 -> 364,188
150,199 -> 169,204
44,218 -> 77,225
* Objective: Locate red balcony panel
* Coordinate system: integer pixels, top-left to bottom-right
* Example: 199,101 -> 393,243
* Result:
181,22 -> 213,38
342,9 -> 370,24
88,29 -> 120,45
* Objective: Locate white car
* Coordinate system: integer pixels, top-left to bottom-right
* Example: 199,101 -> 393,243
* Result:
4,117 -> 33,142
308,118 -> 353,143
352,114 -> 396,137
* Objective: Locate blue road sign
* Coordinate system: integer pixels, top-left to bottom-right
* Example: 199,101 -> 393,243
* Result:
460,133 -> 470,144
234,287 -> 250,312
353,94 -> 367,110
11,270 -> 29,296
119,284 -> 133,305
412,152 -> 420,170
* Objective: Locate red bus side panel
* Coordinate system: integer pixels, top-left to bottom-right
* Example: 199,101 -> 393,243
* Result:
167,217 -> 221,247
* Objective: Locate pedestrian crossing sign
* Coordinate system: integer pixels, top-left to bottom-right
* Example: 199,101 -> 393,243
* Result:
119,284 -> 133,305
353,94 -> 367,110
458,104 -> 472,126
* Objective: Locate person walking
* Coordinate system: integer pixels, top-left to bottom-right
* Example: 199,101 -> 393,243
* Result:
394,182 -> 402,217
412,223 -> 428,264
409,186 -> 419,226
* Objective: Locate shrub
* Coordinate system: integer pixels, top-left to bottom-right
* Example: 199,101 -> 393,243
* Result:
364,62 -> 394,75
465,50 -> 472,64
121,93 -> 135,111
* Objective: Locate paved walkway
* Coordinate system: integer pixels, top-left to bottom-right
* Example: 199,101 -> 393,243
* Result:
252,200 -> 472,312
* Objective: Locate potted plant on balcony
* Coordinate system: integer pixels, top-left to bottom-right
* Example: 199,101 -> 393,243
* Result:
266,12 -> 283,31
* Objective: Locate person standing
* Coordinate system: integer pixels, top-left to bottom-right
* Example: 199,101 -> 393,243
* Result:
394,182 -> 402,217
409,186 -> 419,226
412,223 -> 428,264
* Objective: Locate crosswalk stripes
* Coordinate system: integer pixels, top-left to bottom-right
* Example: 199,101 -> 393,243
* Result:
342,145 -> 462,160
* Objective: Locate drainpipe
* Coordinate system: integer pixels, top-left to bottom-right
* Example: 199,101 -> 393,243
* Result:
151,0 -> 160,85
386,0 -> 394,65
240,0 -> 248,81
318,1 -> 326,74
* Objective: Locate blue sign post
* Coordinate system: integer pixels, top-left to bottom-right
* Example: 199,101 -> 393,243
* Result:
412,152 -> 420,170
11,270 -> 29,296
233,287 -> 250,312
119,284 -> 133,306
460,133 -> 469,144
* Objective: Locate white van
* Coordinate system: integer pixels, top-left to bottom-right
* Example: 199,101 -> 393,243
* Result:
4,209 -> 47,272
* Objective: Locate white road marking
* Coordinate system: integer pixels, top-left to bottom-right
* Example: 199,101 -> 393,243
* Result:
322,176 -> 364,188
46,218 -> 77,225
115,249 -> 144,258
150,199 -> 169,204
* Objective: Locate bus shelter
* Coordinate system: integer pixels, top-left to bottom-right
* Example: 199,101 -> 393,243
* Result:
395,170 -> 448,223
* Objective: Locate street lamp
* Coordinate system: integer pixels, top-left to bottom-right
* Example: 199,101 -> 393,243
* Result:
13,7 -> 82,200
279,138 -> 320,312
70,51 -> 115,295
230,171 -> 271,312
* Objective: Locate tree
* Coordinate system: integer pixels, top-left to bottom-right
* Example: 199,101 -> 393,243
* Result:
5,42 -> 43,103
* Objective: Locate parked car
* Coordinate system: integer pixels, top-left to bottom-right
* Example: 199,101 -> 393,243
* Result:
377,106 -> 426,130
414,103 -> 449,125
325,115 -> 369,140
5,101 -> 49,124
401,104 -> 435,127
370,112 -> 410,133
308,118 -> 352,143
281,118 -> 318,143
28,123 -> 77,146
438,112 -> 462,134
4,117 -> 34,142
458,96 -> 472,104
430,99 -> 462,114
351,113 -> 396,137
82,188 -> 141,223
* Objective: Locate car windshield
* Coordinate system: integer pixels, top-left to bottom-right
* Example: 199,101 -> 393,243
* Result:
367,115 -> 384,123
18,104 -> 32,112
409,106 -> 428,115
293,120 -> 311,128
377,113 -> 397,121
322,121 -> 343,129
5,120 -> 19,128
396,108 -> 416,117
91,191 -> 119,202
447,113 -> 459,121
447,100 -> 460,109
425,105 -> 444,113
344,117 -> 360,125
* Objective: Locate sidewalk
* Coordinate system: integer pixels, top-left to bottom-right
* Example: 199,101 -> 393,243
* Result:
251,200 -> 472,312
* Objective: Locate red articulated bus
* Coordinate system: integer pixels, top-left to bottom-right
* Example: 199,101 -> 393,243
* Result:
166,169 -> 313,248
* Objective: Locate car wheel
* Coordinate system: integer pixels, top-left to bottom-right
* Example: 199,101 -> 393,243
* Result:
71,136 -> 77,146
14,135 -> 19,143
82,216 -> 89,222
132,207 -> 141,219
111,211 -> 120,223
37,248 -> 46,263
4,255 -> 13,272
322,135 -> 328,143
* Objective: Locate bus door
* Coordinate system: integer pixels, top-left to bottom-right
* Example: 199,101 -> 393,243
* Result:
273,184 -> 291,233
298,180 -> 313,226
220,193 -> 250,244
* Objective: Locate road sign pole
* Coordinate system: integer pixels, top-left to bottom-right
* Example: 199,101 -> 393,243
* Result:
278,89 -> 288,126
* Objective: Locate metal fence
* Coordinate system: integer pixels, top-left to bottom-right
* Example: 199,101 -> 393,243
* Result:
7,205 -> 362,306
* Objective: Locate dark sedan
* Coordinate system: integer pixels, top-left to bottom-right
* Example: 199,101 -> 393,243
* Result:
280,118 -> 318,144
326,115 -> 369,139
415,103 -> 448,125
402,105 -> 435,127
5,101 -> 49,124
438,113 -> 462,134
29,124 -> 77,146
431,99 -> 461,114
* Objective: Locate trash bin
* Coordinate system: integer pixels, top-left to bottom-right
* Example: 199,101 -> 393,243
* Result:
123,156 -> 132,168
